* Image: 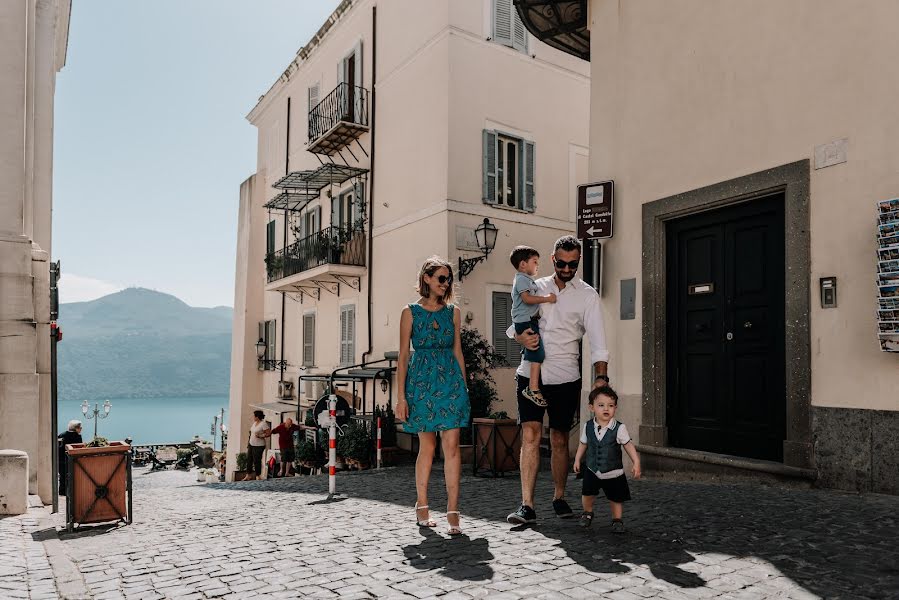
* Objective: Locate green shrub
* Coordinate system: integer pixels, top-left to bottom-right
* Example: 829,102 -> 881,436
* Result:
337,420 -> 371,463
176,448 -> 193,461
235,452 -> 248,471
86,436 -> 109,448
295,438 -> 318,464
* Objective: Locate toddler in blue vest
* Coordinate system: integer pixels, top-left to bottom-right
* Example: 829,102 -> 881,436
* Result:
573,385 -> 642,533
510,245 -> 557,407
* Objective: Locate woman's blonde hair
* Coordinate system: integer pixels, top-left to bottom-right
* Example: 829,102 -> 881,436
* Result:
416,256 -> 455,304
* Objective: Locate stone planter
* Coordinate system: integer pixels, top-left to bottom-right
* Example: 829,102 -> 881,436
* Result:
65,442 -> 132,531
473,418 -> 521,477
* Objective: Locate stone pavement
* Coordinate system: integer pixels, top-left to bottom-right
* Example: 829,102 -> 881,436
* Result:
22,465 -> 899,599
0,502 -> 59,599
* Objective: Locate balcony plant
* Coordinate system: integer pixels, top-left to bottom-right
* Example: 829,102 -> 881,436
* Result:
264,254 -> 284,278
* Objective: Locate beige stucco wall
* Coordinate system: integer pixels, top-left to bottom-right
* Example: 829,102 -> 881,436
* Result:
0,0 -> 70,503
587,0 -> 899,419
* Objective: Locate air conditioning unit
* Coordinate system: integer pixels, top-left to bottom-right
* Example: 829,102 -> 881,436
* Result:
304,380 -> 324,401
277,380 -> 294,399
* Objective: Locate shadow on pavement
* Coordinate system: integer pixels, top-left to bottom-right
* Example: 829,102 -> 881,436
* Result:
198,464 -> 899,598
402,527 -> 494,581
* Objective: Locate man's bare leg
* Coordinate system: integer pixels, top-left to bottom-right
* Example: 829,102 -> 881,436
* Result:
550,429 -> 570,501
519,422 -> 542,508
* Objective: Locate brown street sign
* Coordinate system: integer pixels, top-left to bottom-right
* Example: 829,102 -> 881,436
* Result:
577,180 -> 614,239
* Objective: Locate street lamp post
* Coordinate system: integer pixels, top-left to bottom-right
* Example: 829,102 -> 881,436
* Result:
458,217 -> 499,281
81,400 -> 111,441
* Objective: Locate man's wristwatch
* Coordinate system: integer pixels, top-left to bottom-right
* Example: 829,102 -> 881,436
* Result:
594,374 -> 610,384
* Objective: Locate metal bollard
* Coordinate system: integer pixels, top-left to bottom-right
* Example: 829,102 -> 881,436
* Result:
376,417 -> 382,469
328,394 -> 337,496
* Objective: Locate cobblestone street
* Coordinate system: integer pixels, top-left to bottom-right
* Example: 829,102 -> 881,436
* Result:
14,465 -> 899,599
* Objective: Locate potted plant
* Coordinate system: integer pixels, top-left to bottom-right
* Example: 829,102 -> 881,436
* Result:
233,452 -> 249,481
338,420 -> 372,470
64,437 -> 132,531
264,254 -> 284,278
295,438 -> 318,471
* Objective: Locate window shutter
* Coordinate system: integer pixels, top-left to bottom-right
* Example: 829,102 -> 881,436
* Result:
522,140 -> 535,212
347,306 -> 355,365
258,322 -> 265,369
353,182 -> 365,227
353,40 -> 363,89
339,308 -> 348,365
483,130 -> 498,205
303,314 -> 315,367
492,292 -> 522,366
512,4 -> 528,52
297,213 -> 306,240
314,206 -> 321,233
493,0 -> 513,47
266,320 -> 277,368
266,220 -> 276,255
308,83 -> 320,112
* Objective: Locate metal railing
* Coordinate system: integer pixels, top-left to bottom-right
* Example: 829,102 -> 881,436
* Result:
266,225 -> 366,282
308,82 -> 369,144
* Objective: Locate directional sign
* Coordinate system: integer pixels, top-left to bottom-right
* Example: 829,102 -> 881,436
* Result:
577,181 -> 614,240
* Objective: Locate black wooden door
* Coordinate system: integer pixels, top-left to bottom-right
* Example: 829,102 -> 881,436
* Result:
666,194 -> 786,461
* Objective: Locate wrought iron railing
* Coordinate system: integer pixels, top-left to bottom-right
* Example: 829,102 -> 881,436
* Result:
266,225 -> 366,282
308,82 -> 369,144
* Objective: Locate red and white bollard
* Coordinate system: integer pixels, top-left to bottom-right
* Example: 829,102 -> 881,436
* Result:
328,394 -> 337,496
376,417 -> 382,469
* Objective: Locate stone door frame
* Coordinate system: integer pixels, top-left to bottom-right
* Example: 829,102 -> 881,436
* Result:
640,160 -> 813,468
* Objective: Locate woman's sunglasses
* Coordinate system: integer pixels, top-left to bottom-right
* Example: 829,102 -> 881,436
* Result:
433,274 -> 452,284
554,259 -> 580,270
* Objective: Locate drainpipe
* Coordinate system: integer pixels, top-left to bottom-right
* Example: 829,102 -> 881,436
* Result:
361,5 -> 377,365
280,97 -> 291,382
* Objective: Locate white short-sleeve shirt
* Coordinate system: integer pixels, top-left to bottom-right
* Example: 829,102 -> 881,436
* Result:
248,420 -> 270,447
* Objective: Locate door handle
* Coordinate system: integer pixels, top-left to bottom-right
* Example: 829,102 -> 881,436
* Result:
743,321 -> 753,329
726,332 -> 734,341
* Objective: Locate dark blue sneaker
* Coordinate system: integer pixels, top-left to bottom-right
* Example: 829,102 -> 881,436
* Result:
552,498 -> 575,519
507,504 -> 537,525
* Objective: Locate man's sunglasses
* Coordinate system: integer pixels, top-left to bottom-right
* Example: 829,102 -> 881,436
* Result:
554,259 -> 580,270
434,275 -> 453,284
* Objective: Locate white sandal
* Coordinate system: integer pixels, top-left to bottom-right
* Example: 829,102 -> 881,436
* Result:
446,510 -> 462,536
415,503 -> 436,528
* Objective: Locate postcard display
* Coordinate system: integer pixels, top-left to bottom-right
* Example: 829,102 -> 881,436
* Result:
878,198 -> 899,352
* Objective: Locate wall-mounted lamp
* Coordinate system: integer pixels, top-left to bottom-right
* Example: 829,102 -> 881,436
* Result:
380,379 -> 388,394
458,217 -> 498,281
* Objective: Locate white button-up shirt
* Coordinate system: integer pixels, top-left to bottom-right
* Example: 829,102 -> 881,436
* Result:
507,276 -> 610,385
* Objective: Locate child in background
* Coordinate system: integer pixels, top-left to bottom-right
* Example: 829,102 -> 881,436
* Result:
510,246 -> 556,407
574,385 -> 641,533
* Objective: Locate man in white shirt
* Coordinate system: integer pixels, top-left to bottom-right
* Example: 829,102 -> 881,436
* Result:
506,236 -> 610,525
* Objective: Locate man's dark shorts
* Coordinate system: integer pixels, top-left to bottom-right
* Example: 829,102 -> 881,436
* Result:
514,318 -> 545,363
582,470 -> 631,503
517,375 -> 581,431
281,447 -> 296,463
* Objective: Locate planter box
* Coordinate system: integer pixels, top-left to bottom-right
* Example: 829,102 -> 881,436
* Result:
459,444 -> 474,466
473,418 -> 521,477
65,442 -> 132,531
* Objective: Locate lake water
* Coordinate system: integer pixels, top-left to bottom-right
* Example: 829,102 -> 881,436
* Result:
57,396 -> 228,446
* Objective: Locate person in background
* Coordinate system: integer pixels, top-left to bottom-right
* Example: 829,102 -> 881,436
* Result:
58,420 -> 83,496
271,417 -> 302,477
242,410 -> 270,481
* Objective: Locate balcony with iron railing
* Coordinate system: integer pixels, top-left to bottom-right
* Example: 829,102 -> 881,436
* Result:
307,82 -> 370,156
265,225 -> 366,287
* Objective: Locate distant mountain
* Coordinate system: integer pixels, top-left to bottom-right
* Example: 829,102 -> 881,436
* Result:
58,288 -> 232,401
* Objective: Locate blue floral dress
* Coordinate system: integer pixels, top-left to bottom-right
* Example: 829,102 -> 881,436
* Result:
404,303 -> 470,433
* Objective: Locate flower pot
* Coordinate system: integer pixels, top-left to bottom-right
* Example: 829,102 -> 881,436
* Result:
196,470 -> 206,482
472,418 -> 521,477
65,442 -> 132,529
231,470 -> 248,482
205,472 -> 217,483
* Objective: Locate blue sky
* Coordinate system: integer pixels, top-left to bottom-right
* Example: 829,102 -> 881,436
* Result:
54,0 -> 340,307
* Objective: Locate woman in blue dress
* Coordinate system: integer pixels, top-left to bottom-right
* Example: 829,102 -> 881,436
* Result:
396,256 -> 470,536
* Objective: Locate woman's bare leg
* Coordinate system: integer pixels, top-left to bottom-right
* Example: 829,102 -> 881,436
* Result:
441,428 -> 461,529
416,433 -> 437,520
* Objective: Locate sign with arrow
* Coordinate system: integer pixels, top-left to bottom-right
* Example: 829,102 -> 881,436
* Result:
577,181 -> 614,240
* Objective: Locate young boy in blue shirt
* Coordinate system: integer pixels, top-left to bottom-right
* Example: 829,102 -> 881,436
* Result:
510,246 -> 556,407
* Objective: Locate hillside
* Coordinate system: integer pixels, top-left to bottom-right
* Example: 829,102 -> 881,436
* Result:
58,288 -> 232,400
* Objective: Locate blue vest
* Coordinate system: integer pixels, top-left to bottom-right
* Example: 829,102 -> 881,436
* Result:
585,420 -> 623,474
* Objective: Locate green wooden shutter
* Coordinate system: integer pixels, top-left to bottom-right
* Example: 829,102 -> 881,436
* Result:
522,140 -> 535,212
483,130 -> 498,205
303,313 -> 315,367
266,220 -> 276,255
492,292 -> 522,365
493,0 -> 513,47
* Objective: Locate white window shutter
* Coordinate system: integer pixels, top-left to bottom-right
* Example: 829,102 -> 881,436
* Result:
308,83 -> 320,112
314,205 -> 321,233
512,4 -> 528,52
522,140 -> 535,212
493,0 -> 513,47
347,307 -> 355,365
303,314 -> 315,367
339,307 -> 348,365
483,130 -> 498,205
353,40 -> 363,89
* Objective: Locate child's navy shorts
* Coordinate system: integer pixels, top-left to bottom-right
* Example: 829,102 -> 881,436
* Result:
582,470 -> 631,503
514,318 -> 545,363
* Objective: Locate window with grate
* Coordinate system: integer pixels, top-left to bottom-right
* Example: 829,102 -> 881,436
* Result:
483,130 -> 535,212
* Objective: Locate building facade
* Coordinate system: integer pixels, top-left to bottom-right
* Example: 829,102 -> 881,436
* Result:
0,0 -> 71,503
520,0 -> 899,493
227,0 -> 592,477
